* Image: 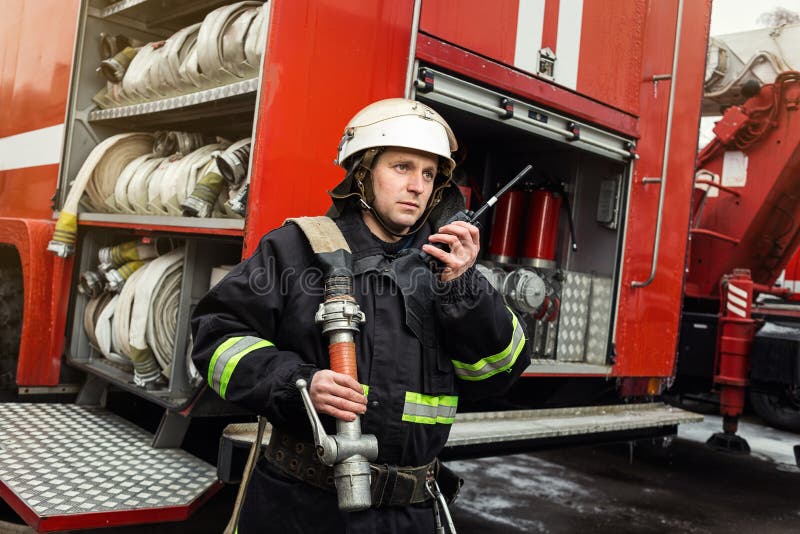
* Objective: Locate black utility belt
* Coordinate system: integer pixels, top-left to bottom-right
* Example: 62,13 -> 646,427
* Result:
265,426 -> 435,507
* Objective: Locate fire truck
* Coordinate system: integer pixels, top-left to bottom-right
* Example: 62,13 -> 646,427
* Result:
0,0 -> 711,531
671,21 -> 800,448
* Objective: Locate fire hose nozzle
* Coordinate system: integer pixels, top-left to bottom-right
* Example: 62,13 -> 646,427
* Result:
296,378 -> 378,511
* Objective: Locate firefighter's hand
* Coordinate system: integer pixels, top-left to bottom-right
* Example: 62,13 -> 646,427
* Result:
422,221 -> 480,282
309,370 -> 367,422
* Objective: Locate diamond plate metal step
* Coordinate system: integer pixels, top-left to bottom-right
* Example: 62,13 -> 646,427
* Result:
0,404 -> 220,532
445,403 -> 702,447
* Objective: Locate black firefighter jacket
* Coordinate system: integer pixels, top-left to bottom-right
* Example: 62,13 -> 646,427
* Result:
190,209 -> 531,532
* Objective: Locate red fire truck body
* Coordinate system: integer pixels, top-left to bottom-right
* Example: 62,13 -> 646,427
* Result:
0,0 -> 711,530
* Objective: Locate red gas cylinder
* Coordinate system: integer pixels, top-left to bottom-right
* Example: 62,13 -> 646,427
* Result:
521,189 -> 561,269
489,189 -> 526,263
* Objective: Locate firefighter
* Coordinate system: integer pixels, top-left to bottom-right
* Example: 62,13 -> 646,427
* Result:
191,98 -> 531,533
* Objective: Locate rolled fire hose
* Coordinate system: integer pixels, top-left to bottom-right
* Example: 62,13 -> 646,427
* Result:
99,47 -> 139,83
105,260 -> 146,292
180,160 -> 225,218
49,133 -> 154,257
178,44 -> 206,90
153,130 -> 208,157
113,131 -> 204,214
220,6 -> 260,78
84,292 -> 114,349
146,156 -> 178,215
83,292 -> 133,369
161,24 -> 202,94
159,143 -> 227,215
99,33 -> 133,60
95,3 -> 266,109
79,270 -> 105,298
112,264 -> 149,364
243,4 -> 268,69
84,134 -> 154,212
122,42 -> 168,102
216,138 -> 251,185
153,24 -> 201,96
113,154 -> 152,214
129,248 -> 184,386
94,293 -> 123,363
225,180 -> 249,217
147,41 -> 182,98
127,155 -> 168,214
98,239 -> 160,272
182,138 -> 249,217
146,257 -> 182,371
196,2 -> 263,84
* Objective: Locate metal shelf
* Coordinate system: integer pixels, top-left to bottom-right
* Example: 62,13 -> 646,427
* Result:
68,357 -> 189,409
78,213 -> 245,236
90,77 -> 258,121
92,0 -> 239,31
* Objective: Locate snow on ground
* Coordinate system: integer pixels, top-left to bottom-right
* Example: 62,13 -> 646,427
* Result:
678,414 -> 799,469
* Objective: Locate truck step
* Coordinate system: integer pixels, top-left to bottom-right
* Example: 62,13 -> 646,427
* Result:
218,403 -> 703,480
443,402 -> 702,457
0,403 -> 220,532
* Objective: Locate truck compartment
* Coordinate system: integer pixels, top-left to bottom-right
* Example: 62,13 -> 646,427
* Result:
415,67 -> 634,374
52,0 -> 268,413
68,228 -> 242,410
58,0 -> 267,225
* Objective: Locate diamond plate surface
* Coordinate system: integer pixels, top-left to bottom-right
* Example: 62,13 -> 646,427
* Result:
586,276 -> 613,365
0,404 -> 216,517
556,271 -> 592,362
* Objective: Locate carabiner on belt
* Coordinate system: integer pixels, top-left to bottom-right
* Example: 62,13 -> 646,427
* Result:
426,474 -> 457,534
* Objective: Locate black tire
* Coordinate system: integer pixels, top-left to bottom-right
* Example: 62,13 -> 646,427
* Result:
749,388 -> 800,432
0,248 -> 24,390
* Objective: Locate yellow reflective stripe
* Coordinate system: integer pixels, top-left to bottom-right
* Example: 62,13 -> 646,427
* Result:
451,309 -> 526,381
208,336 -> 242,387
402,391 -> 458,424
362,384 -> 369,396
219,341 -> 271,398
209,336 -> 274,398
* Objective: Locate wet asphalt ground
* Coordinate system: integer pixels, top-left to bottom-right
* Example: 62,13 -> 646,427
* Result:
449,415 -> 800,533
2,414 -> 798,533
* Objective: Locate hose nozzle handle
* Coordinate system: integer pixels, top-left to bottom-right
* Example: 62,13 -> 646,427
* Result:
296,378 -> 378,512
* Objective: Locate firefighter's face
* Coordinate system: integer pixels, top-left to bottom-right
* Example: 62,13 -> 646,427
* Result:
364,147 -> 437,240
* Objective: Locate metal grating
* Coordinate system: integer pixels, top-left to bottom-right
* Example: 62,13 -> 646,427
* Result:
446,403 -> 703,447
556,271 -> 592,362
88,78 -> 258,121
585,276 -> 613,365
0,404 -> 216,519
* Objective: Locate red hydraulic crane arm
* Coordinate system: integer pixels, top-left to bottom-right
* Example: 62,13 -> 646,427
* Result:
686,72 -> 800,297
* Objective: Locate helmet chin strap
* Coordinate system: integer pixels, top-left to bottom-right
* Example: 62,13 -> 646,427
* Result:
358,194 -> 442,239
331,149 -> 453,239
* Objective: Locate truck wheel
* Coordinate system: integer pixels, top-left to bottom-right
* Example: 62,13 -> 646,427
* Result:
749,388 -> 800,432
0,250 -> 24,390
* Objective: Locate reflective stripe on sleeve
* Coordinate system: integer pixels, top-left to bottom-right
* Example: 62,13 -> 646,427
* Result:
451,308 -> 526,381
208,335 -> 273,399
402,391 -> 458,424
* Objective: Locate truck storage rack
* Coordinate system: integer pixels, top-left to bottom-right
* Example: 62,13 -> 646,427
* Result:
216,403 -> 703,483
0,403 -> 220,532
91,0 -> 239,32
67,233 -> 244,412
88,77 -> 258,122
78,213 -> 245,236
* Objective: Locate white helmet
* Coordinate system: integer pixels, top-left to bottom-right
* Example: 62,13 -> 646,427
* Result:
335,98 -> 458,175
